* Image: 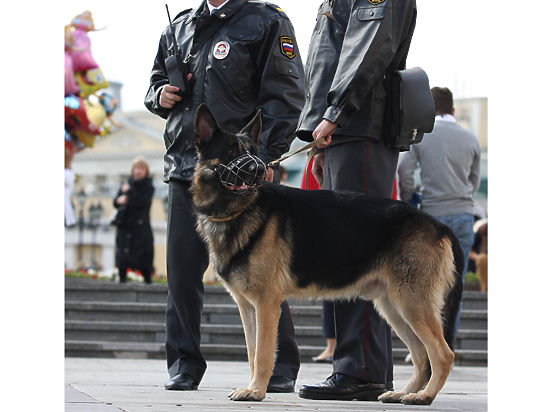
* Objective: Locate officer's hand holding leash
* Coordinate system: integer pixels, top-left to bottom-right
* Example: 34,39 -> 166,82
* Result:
312,119 -> 336,148
311,119 -> 337,184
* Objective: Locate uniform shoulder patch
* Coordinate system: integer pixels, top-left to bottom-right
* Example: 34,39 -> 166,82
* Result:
173,8 -> 193,22
266,2 -> 288,18
280,36 -> 295,59
367,0 -> 386,4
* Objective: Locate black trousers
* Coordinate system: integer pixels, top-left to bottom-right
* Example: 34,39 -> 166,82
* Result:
165,180 -> 300,383
322,301 -> 336,339
323,137 -> 398,384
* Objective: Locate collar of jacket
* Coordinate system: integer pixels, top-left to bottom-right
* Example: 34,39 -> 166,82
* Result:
187,0 -> 247,24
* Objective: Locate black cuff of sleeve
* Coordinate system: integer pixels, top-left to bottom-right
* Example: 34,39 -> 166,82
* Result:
323,105 -> 348,128
155,86 -> 165,110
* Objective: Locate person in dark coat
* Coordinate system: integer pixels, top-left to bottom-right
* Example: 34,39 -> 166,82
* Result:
295,0 -> 417,402
144,0 -> 304,393
114,157 -> 155,283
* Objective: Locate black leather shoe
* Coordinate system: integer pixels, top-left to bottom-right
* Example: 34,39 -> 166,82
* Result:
164,373 -> 198,391
299,373 -> 387,401
266,376 -> 295,393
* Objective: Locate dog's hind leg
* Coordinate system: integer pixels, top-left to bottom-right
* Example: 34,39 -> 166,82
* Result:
400,309 -> 454,405
375,296 -> 429,403
232,292 -> 257,383
229,294 -> 282,401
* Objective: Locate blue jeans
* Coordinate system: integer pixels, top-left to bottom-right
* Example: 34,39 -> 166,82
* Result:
434,213 -> 475,343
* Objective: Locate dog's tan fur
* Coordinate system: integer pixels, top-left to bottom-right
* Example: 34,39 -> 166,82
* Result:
191,105 -> 462,405
194,192 -> 457,404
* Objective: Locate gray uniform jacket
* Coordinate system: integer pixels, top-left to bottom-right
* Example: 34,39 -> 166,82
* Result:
296,0 -> 416,142
145,0 -> 305,182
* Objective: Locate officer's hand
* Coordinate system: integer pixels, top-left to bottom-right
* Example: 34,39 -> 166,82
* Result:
159,85 -> 182,108
312,119 -> 336,148
312,152 -> 325,185
159,74 -> 192,108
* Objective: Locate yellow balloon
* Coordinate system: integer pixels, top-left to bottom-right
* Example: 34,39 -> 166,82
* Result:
84,99 -> 107,129
75,67 -> 109,98
74,129 -> 97,148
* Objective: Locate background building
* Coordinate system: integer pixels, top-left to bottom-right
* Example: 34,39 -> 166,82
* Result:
455,97 -> 488,211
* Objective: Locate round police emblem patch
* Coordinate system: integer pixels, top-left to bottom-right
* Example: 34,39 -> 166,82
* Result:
213,41 -> 230,60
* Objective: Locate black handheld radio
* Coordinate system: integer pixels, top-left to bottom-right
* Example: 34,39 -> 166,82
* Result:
164,4 -> 190,96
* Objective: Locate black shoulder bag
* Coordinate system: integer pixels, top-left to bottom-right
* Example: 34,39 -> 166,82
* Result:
383,67 -> 435,151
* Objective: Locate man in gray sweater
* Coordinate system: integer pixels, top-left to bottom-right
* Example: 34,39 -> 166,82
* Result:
398,86 -> 481,343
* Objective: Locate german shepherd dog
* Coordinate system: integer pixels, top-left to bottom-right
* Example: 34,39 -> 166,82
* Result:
191,104 -> 463,405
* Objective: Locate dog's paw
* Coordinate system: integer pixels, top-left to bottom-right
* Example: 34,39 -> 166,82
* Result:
378,391 -> 405,403
400,393 -> 434,405
228,387 -> 265,401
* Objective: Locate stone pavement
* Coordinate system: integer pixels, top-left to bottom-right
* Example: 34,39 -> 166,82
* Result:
65,358 -> 487,411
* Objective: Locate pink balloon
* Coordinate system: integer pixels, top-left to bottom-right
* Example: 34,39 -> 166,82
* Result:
65,52 -> 79,96
69,29 -> 98,72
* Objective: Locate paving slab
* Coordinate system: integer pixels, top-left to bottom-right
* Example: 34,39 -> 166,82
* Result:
65,358 -> 486,411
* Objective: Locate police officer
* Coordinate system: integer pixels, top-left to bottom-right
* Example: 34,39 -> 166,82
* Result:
145,0 -> 304,393
295,0 -> 417,401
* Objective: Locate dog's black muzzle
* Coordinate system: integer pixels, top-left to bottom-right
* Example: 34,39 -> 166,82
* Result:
216,153 -> 267,195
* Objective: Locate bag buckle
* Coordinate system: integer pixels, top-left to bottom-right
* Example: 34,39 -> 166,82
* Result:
410,128 -> 418,142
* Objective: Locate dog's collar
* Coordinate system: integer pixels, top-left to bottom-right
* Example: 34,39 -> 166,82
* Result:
207,208 -> 247,222
206,196 -> 256,223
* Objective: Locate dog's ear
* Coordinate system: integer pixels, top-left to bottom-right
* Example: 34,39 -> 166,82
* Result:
239,109 -> 262,144
194,104 -> 219,147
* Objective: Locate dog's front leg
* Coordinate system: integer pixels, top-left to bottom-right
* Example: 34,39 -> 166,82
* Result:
232,293 -> 257,382
229,297 -> 281,401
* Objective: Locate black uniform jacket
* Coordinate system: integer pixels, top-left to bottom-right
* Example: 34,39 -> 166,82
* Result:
145,0 -> 305,182
296,0 -> 417,142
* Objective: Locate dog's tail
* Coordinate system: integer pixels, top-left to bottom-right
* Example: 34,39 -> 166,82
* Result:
442,232 -> 464,352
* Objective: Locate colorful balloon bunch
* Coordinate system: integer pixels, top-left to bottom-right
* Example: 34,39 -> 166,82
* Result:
65,11 -> 119,155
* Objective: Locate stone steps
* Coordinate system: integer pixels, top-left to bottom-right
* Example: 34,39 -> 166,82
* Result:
64,277 -> 488,309
65,319 -> 487,350
65,301 -> 488,330
64,278 -> 488,366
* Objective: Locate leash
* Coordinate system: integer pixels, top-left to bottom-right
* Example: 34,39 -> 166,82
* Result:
267,137 -> 326,168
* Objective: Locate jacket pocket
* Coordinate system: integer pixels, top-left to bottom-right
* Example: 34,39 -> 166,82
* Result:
226,15 -> 262,41
357,6 -> 385,21
274,58 -> 300,79
227,30 -> 259,41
